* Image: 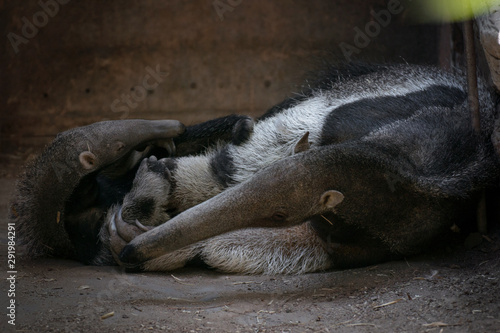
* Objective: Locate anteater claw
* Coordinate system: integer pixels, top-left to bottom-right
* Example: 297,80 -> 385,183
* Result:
134,219 -> 152,232
114,207 -> 149,242
108,212 -> 129,265
108,207 -> 151,268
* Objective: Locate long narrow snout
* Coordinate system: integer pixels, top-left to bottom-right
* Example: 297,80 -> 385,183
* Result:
90,119 -> 186,150
13,119 -> 185,258
119,188 -> 264,263
118,153 -> 325,264
75,119 -> 185,170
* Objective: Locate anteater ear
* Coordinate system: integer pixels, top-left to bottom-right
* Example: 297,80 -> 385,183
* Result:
293,131 -> 310,154
79,151 -> 97,170
319,190 -> 344,209
232,117 -> 254,145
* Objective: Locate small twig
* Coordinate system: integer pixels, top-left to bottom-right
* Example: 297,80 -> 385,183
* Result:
482,235 -> 493,242
346,323 -> 377,327
232,281 -> 263,285
404,257 -> 411,267
423,322 -> 455,328
171,274 -> 194,285
100,311 -> 115,320
166,297 -> 196,302
373,298 -> 403,309
479,260 -> 490,266
320,214 -> 333,225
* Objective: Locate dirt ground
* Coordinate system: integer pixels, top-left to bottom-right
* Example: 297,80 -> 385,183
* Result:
1,177 -> 499,333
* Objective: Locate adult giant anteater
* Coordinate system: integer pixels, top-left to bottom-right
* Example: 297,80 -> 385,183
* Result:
11,63 -> 500,274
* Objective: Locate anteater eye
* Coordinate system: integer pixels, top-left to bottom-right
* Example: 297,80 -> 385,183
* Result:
272,211 -> 288,222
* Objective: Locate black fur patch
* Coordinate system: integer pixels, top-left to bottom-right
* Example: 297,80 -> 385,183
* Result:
187,254 -> 214,270
303,62 -> 390,95
308,213 -> 394,269
210,147 -> 235,187
259,96 -> 307,121
64,208 -> 106,264
95,170 -> 137,208
320,85 -> 467,145
231,117 -> 254,145
259,63 -> 391,121
174,114 -> 253,156
147,160 -> 167,174
123,197 -> 156,221
146,157 -> 174,178
63,169 -> 139,264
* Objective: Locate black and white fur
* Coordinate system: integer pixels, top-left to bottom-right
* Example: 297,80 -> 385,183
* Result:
100,64 -> 498,274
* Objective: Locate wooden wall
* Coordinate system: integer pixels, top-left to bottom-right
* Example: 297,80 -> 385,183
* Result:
1,0 -> 441,177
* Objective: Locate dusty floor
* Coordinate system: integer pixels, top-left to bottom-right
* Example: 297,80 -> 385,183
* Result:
1,177 -> 499,333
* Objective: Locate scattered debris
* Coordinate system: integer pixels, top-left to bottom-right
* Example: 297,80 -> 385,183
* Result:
171,274 -> 194,285
100,311 -> 115,320
422,322 -> 451,327
482,235 -> 493,243
414,270 -> 441,281
320,214 -> 333,225
373,298 -> 403,309
346,323 -> 377,327
232,281 -> 263,285
166,297 -> 196,302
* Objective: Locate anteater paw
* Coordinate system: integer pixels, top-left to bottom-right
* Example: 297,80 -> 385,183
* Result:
108,206 -> 152,268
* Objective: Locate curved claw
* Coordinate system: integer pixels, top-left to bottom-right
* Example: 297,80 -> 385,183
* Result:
117,207 -> 149,242
108,207 -> 153,270
155,138 -> 176,156
135,219 -> 153,232
108,213 -> 129,265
